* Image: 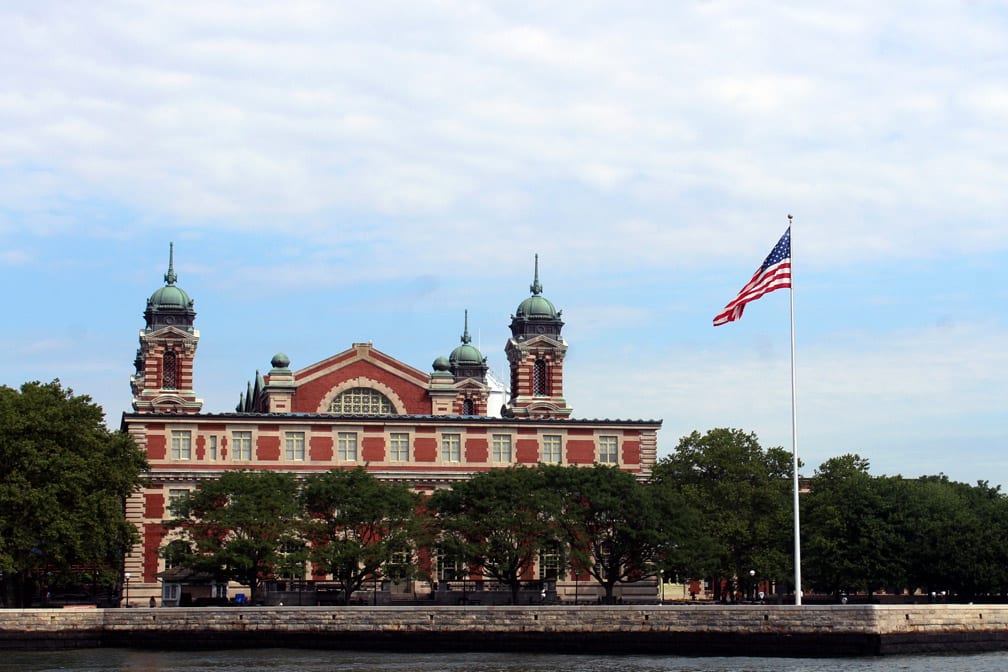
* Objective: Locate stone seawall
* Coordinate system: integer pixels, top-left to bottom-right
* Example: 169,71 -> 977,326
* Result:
2,605 -> 1007,656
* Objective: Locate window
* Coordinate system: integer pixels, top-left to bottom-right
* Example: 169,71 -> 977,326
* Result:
542,435 -> 562,464
337,432 -> 358,461
461,398 -> 474,415
539,541 -> 563,580
170,430 -> 191,460
441,433 -> 461,463
232,431 -> 252,461
492,434 -> 512,463
285,431 -> 305,461
533,358 -> 547,396
167,488 -> 189,515
389,432 -> 410,462
329,387 -> 394,415
437,549 -> 466,582
208,435 -> 218,460
162,584 -> 180,602
162,351 -> 178,389
598,435 -> 619,464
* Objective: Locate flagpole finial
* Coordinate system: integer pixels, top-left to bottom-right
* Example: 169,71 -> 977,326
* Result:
788,213 -> 793,221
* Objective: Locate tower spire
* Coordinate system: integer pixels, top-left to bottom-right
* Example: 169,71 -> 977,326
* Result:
530,253 -> 542,296
461,309 -> 471,344
164,242 -> 177,286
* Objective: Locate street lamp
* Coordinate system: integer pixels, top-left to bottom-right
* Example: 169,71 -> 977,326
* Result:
659,570 -> 665,604
124,572 -> 131,608
749,570 -> 755,603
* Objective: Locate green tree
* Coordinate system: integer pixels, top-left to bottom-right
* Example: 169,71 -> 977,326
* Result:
548,464 -> 672,603
166,470 -> 302,604
802,455 -> 901,599
0,380 -> 147,607
430,466 -> 559,603
300,468 -> 420,605
651,428 -> 793,600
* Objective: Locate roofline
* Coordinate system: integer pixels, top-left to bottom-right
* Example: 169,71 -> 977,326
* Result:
121,411 -> 661,427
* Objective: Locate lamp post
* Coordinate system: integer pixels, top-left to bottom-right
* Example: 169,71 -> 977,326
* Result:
660,570 -> 665,604
124,572 -> 131,608
748,569 -> 755,603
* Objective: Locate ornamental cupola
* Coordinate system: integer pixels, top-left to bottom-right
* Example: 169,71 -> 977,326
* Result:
504,255 -> 572,419
449,309 -> 488,383
131,243 -> 202,414
144,243 -> 196,332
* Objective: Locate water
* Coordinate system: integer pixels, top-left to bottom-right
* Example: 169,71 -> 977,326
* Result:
2,650 -> 1007,672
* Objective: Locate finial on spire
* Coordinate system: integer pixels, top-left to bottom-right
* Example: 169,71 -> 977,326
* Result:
530,253 -> 542,296
164,242 -> 178,286
461,309 -> 472,344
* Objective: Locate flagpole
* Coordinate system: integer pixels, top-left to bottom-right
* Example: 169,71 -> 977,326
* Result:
788,213 -> 802,606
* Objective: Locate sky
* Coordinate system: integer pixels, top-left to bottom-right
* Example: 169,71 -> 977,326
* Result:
2,1 -> 1006,486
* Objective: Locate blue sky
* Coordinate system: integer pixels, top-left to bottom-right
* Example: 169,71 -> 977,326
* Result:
2,2 -> 1006,485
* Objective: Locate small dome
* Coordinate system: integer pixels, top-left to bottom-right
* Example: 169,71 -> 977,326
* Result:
516,294 -> 558,320
149,284 -> 192,310
432,356 -> 451,372
450,343 -> 484,366
271,353 -> 291,369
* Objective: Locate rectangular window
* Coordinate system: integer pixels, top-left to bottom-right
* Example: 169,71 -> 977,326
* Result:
285,431 -> 305,461
389,432 -> 410,462
441,433 -> 461,463
232,431 -> 252,461
163,584 -> 180,602
539,542 -> 562,580
337,432 -> 358,461
208,435 -> 218,461
170,430 -> 191,460
492,434 -> 512,463
167,488 -> 189,516
542,435 -> 562,464
598,435 -> 619,464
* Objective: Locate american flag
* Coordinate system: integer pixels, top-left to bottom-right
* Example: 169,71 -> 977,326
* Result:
713,228 -> 791,326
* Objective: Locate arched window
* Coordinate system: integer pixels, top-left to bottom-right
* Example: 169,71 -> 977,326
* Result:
328,387 -> 395,415
533,358 -> 548,396
462,398 -> 475,415
162,351 -> 178,390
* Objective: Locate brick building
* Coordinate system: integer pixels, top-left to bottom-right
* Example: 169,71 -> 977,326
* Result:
121,247 -> 661,605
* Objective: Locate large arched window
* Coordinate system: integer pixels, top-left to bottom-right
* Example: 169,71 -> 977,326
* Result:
533,358 -> 548,396
162,351 -> 178,390
328,387 -> 395,415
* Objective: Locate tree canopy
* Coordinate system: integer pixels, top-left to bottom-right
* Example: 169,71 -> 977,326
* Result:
301,468 -> 420,604
166,470 -> 303,603
0,380 -> 147,607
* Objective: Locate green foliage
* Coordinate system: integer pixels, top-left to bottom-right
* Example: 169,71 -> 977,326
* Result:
0,380 -> 147,607
166,470 -> 302,602
652,428 -> 793,598
300,468 -> 420,604
546,464 -> 675,602
429,466 -> 559,602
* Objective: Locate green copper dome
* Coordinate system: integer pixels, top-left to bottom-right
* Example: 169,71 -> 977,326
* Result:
449,309 -> 485,366
145,242 -> 196,331
515,253 -> 559,319
149,283 -> 193,310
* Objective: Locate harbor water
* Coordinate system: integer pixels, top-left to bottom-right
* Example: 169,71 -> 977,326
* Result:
4,649 -> 1008,672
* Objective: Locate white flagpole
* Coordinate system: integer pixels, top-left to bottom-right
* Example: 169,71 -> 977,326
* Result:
788,213 -> 802,605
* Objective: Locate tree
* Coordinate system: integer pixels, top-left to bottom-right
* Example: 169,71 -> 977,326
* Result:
802,455 -> 902,599
429,466 -> 559,603
548,464 -> 672,603
167,470 -> 302,604
300,468 -> 420,605
651,428 -> 793,600
0,380 -> 147,607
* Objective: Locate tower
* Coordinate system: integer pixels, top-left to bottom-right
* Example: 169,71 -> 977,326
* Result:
504,255 -> 572,418
131,243 -> 202,414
